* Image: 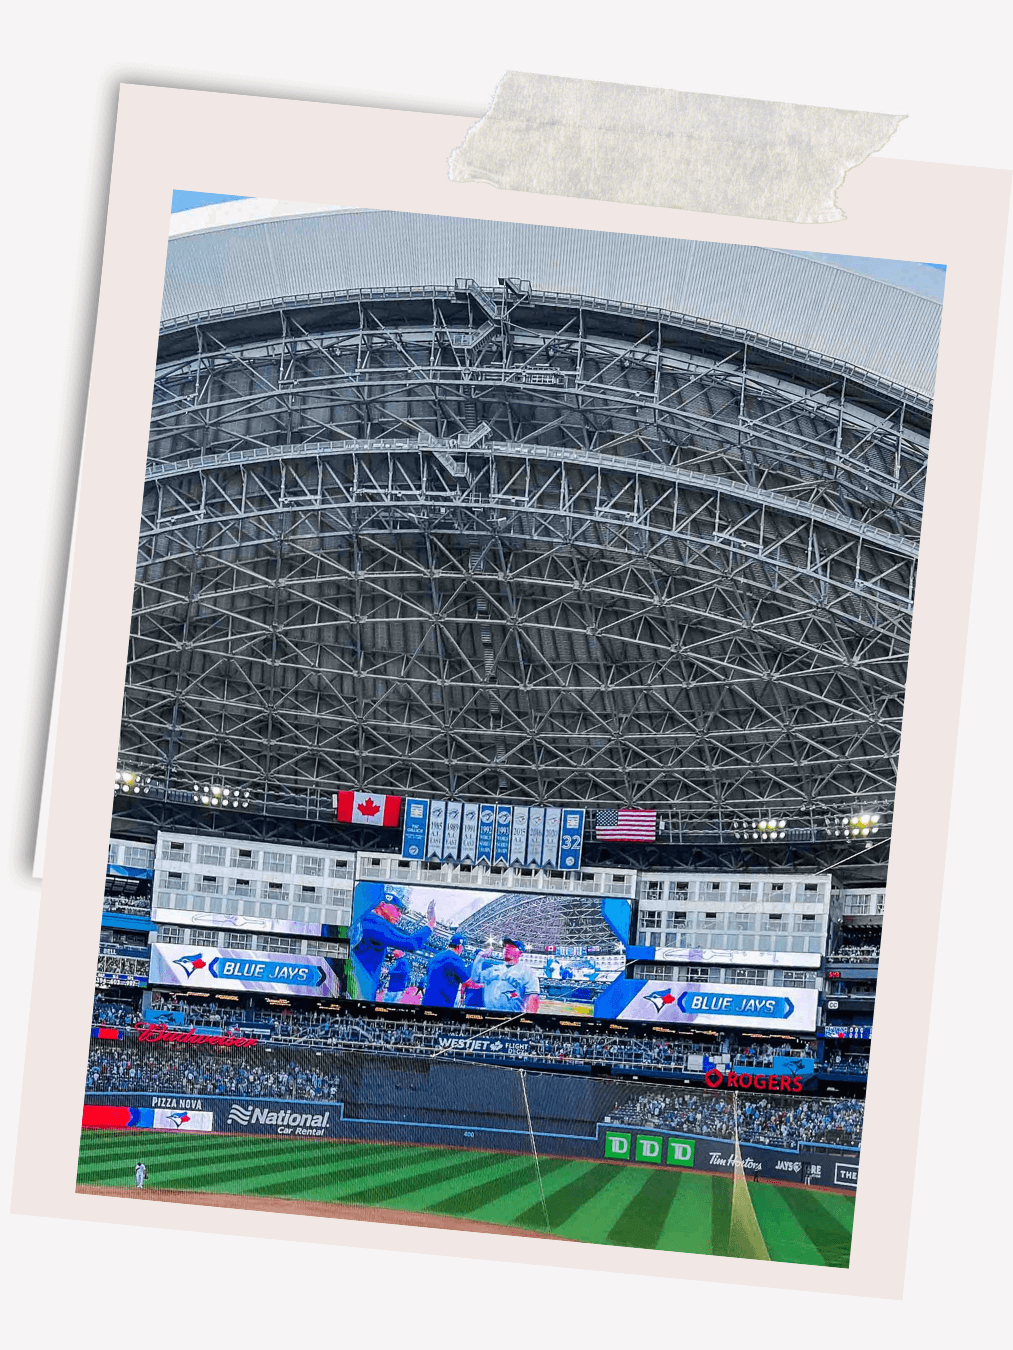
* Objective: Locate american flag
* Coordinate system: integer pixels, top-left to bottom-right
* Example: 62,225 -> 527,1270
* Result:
596,808 -> 657,840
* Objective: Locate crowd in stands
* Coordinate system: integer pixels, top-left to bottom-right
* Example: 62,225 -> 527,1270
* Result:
85,1040 -> 863,1147
102,894 -> 152,916
821,1051 -> 870,1074
604,1088 -> 863,1147
92,999 -> 141,1027
90,999 -> 864,1078
85,1044 -> 342,1101
830,942 -> 881,963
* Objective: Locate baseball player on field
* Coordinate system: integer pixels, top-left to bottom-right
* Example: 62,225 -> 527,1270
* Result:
135,1161 -> 147,1189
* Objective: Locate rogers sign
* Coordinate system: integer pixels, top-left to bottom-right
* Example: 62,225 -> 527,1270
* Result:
137,1023 -> 259,1049
704,1068 -> 805,1093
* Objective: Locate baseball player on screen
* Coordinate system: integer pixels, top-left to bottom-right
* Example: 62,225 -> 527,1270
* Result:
422,933 -> 471,1008
382,949 -> 412,1002
135,1161 -> 147,1190
474,936 -> 540,1013
350,890 -> 435,1001
462,939 -> 499,1008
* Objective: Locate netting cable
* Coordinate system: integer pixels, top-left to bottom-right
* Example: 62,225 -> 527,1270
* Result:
518,1068 -> 552,1234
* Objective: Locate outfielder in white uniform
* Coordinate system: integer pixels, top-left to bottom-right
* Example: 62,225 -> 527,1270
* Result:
135,1161 -> 147,1189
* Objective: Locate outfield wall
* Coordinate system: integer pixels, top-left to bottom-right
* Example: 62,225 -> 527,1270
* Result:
83,1083 -> 859,1192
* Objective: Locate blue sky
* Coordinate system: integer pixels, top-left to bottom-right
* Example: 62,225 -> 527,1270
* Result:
171,190 -> 250,213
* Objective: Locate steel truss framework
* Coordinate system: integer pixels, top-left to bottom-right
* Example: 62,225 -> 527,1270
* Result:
122,282 -> 930,842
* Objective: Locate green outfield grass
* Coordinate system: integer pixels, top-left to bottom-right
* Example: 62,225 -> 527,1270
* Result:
77,1130 -> 854,1267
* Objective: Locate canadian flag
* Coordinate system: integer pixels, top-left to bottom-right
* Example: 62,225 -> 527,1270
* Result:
335,791 -> 402,827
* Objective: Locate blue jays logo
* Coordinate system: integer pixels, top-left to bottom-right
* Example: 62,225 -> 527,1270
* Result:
644,987 -> 677,1013
173,952 -> 207,979
166,1111 -> 191,1128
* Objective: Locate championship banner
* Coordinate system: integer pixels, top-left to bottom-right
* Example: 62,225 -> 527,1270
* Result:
542,808 -> 562,868
444,801 -> 463,859
492,804 -> 513,863
558,808 -> 585,870
509,806 -> 529,865
476,803 -> 496,862
426,800 -> 447,859
526,806 -> 545,866
460,802 -> 480,861
401,798 -> 429,859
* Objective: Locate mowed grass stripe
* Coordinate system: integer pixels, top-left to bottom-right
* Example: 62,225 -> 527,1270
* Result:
809,1186 -> 858,1229
428,1155 -> 572,1218
748,1182 -> 828,1265
359,1151 -> 534,1212
244,1143 -> 470,1201
469,1159 -> 591,1230
656,1172 -> 715,1254
710,1175 -> 733,1257
78,1134 -> 394,1193
771,1185 -> 853,1267
553,1166 -> 653,1244
296,1144 -> 514,1209
512,1162 -> 607,1231
79,1135 -> 387,1186
607,1167 -> 681,1249
198,1140 -> 419,1199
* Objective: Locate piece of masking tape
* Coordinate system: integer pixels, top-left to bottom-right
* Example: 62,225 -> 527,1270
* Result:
448,71 -> 905,224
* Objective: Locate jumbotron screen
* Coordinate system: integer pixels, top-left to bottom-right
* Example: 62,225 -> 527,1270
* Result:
348,882 -> 632,1015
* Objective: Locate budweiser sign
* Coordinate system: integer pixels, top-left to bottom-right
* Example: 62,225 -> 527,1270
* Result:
137,1023 -> 259,1049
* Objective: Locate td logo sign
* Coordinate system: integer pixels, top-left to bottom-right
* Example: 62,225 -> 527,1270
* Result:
603,1131 -> 696,1168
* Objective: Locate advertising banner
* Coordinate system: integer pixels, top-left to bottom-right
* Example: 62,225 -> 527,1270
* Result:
542,807 -> 562,867
646,947 -> 822,969
558,808 -> 586,870
460,802 -> 479,861
151,908 -> 324,938
600,979 -> 818,1031
476,803 -> 496,862
444,801 -> 463,859
401,798 -> 429,859
148,943 -> 341,997
82,1103 -> 213,1131
509,806 -> 529,866
600,1129 -> 857,1187
492,804 -> 513,863
426,800 -> 447,859
526,806 -> 545,866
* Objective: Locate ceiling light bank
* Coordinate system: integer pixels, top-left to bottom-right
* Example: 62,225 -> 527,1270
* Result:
731,819 -> 786,840
191,782 -> 253,809
113,769 -> 153,796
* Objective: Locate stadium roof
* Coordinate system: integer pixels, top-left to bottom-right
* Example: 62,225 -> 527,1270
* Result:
116,210 -> 935,859
161,209 -> 941,399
